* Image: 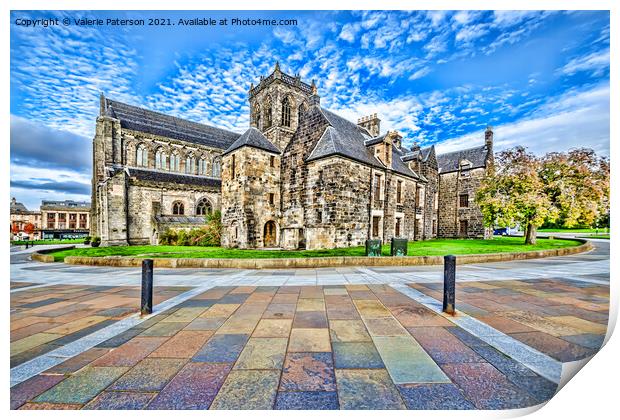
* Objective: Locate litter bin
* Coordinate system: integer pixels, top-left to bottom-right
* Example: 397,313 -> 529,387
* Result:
390,238 -> 408,256
365,239 -> 382,256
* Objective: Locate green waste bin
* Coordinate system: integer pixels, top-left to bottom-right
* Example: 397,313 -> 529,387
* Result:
365,239 -> 382,256
391,238 -> 408,256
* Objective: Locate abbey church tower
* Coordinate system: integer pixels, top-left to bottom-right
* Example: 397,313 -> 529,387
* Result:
248,62 -> 320,152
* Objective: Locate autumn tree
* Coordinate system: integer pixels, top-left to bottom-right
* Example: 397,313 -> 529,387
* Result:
24,223 -> 35,235
477,146 -> 609,245
540,148 -> 609,228
476,147 -> 557,244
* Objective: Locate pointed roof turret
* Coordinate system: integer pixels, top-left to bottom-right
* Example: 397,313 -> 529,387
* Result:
223,127 -> 280,156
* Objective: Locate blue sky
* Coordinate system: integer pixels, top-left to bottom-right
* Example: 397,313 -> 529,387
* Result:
10,10 -> 610,210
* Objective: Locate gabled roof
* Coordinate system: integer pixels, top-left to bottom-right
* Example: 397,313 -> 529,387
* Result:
127,168 -> 221,188
102,97 -> 240,150
307,108 -> 422,180
223,127 -> 280,156
436,144 -> 489,174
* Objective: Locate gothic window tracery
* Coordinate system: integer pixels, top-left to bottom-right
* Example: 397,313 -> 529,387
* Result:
172,201 -> 184,215
136,144 -> 148,167
196,197 -> 213,215
155,148 -> 168,170
281,97 -> 291,127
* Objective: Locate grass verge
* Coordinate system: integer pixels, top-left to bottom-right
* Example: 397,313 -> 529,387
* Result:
49,237 -> 582,262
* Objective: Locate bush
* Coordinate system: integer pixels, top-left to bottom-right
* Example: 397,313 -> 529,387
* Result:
157,211 -> 222,247
84,236 -> 91,244
91,236 -> 101,247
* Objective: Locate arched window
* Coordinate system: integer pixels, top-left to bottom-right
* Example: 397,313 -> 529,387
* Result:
136,144 -> 148,167
155,148 -> 168,170
198,156 -> 208,175
196,197 -> 212,215
264,100 -> 272,129
281,97 -> 291,127
170,152 -> 180,172
298,103 -> 307,125
253,104 -> 261,129
186,156 -> 195,174
172,201 -> 184,215
212,157 -> 221,177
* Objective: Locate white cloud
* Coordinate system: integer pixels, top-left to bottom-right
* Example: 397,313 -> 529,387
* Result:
435,83 -> 609,157
338,23 -> 360,43
560,48 -> 610,76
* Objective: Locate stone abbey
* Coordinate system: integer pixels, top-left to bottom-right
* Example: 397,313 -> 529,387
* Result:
91,63 -> 493,248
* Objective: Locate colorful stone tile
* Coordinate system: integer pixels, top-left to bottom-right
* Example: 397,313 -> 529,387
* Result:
332,342 -> 384,369
441,362 -> 538,409
19,402 -> 82,410
149,331 -> 212,358
335,369 -> 406,409
200,303 -> 240,318
210,370 -> 280,410
10,374 -> 65,409
161,307 -> 206,323
252,319 -> 292,337
147,362 -> 232,409
364,317 -> 409,336
288,328 -> 331,352
293,311 -> 328,328
562,333 -> 605,349
499,311 -> 583,337
386,305 -> 453,327
234,337 -> 288,370
45,316 -> 108,335
109,358 -> 186,391
509,331 -> 594,362
140,321 -> 188,337
34,366 -> 128,404
192,334 -> 249,363
92,336 -> 168,367
475,315 -> 537,333
326,303 -> 361,320
280,352 -> 336,392
329,319 -> 371,342
275,391 -> 339,410
46,347 -> 109,374
398,384 -> 475,409
11,333 -> 62,356
296,298 -> 325,312
185,317 -> 226,331
83,391 -> 155,409
547,316 -> 608,335
373,336 -> 450,384
353,300 -> 392,317
408,327 -> 484,364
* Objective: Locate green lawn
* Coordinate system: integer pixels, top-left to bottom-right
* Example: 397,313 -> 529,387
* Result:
11,239 -> 85,246
539,228 -> 609,233
582,235 -> 610,240
49,237 -> 581,262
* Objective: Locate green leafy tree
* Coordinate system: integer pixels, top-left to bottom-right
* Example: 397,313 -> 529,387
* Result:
476,147 -> 558,245
540,148 -> 609,228
477,146 -> 609,245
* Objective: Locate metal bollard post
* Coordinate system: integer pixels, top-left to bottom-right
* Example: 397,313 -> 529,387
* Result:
443,255 -> 456,315
141,259 -> 154,315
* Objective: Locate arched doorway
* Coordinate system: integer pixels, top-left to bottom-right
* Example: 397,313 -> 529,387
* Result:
264,221 -> 277,247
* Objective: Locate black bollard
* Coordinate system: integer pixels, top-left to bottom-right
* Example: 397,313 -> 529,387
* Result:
443,255 -> 456,315
141,259 -> 154,315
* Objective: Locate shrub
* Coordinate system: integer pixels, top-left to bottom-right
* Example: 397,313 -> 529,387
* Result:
156,211 -> 222,247
91,236 -> 101,247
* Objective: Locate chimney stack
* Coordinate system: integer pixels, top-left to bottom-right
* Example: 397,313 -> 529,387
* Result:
357,113 -> 381,137
485,125 -> 493,149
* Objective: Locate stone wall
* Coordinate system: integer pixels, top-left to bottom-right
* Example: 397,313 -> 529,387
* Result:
221,147 -> 281,249
437,167 -> 487,238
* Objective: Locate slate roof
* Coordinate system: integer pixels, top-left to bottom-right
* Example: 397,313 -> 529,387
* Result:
127,168 -> 221,188
307,108 -> 422,180
103,97 -> 240,150
436,144 -> 489,174
10,200 -> 28,213
223,127 -> 280,156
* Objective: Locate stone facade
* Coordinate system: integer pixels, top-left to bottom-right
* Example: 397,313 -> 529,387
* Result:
93,63 -> 493,249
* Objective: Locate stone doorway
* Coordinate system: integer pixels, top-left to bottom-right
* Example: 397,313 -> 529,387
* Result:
264,221 -> 277,247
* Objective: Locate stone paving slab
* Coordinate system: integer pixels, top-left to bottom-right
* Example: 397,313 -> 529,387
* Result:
10,278 -> 609,410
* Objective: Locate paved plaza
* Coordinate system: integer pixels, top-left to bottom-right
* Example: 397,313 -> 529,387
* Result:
9,241 -> 610,410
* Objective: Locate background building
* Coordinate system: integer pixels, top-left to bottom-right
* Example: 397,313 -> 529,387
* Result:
40,200 -> 91,239
10,198 -> 41,240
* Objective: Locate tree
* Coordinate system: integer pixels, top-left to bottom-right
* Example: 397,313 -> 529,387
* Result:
11,223 -> 20,235
476,146 -> 609,245
540,148 -> 609,229
24,223 -> 35,235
